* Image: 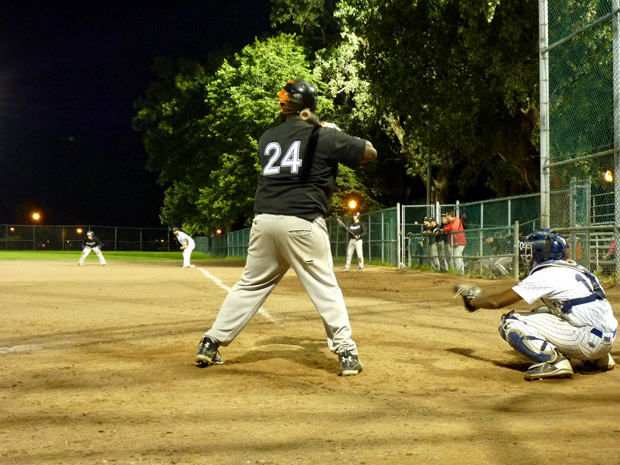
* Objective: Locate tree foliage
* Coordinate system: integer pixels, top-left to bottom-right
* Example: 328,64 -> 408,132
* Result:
135,0 -> 545,232
335,0 -> 541,200
136,34 -> 375,233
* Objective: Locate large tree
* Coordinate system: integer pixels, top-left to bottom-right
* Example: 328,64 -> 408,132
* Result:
134,34 -> 375,234
273,0 -> 541,202
136,0 -> 543,233
337,0 -> 541,201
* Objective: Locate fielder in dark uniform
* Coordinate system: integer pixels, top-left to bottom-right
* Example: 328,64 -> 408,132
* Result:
195,78 -> 377,375
78,230 -> 106,266
344,212 -> 366,272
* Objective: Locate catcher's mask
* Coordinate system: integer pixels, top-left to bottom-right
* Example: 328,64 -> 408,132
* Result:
277,79 -> 317,115
519,229 -> 568,270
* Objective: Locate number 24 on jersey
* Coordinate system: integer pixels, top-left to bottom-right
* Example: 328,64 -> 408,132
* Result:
262,141 -> 302,175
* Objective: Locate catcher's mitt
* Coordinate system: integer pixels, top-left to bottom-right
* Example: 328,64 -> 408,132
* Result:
453,284 -> 483,312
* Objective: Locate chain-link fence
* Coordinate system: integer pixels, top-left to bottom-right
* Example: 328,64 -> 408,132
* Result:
201,197 -> 547,278
330,207 -> 399,266
401,195 -> 541,277
541,0 -> 620,275
202,208 -> 399,267
0,225 -> 171,252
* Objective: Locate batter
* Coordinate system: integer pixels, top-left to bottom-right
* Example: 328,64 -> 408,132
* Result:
195,78 -> 377,375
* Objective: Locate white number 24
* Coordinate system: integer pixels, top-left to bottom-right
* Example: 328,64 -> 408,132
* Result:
263,141 -> 302,175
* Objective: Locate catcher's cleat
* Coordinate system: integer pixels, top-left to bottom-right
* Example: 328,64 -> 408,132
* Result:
195,336 -> 220,366
577,353 -> 615,372
524,356 -> 573,380
358,267 -> 364,272
343,266 -> 350,272
338,350 -> 363,376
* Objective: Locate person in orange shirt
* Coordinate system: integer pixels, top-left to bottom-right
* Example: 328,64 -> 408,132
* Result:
444,210 -> 466,273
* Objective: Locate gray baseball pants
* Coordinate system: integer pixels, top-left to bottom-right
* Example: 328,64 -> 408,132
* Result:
205,214 -> 358,355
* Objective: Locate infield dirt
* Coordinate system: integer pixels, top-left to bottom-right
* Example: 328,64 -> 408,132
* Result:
1,259 -> 619,465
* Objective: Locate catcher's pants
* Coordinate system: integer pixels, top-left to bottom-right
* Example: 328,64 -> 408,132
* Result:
345,238 -> 364,270
205,214 -> 358,355
183,243 -> 195,266
451,244 -> 465,273
499,311 -> 616,361
79,246 -> 106,265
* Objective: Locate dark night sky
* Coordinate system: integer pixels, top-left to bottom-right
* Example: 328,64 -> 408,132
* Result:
0,1 -> 271,227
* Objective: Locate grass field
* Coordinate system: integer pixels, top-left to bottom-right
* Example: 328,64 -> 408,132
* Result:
0,250 -> 214,261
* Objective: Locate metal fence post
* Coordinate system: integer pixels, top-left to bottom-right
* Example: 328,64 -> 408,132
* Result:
614,0 -> 620,277
513,221 -> 520,281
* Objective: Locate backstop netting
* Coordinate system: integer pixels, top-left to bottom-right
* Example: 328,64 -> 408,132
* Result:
541,0 -> 620,275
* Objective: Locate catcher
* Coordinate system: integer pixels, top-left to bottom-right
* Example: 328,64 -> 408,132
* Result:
454,229 -> 617,380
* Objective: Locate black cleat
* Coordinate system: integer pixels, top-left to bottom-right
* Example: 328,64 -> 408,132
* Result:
195,336 -> 220,366
338,350 -> 363,376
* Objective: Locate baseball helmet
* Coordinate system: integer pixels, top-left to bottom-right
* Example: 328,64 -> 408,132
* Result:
172,227 -> 180,232
277,79 -> 318,114
520,229 -> 568,268
87,231 -> 94,236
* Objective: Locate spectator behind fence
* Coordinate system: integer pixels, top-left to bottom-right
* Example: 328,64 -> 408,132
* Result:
422,217 -> 440,271
436,214 -> 450,272
608,237 -> 616,260
444,210 -> 466,273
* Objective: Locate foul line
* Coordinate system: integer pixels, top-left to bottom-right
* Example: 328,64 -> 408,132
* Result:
197,268 -> 278,323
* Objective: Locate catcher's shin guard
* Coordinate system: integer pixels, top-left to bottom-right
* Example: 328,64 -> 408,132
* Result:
504,327 -> 558,363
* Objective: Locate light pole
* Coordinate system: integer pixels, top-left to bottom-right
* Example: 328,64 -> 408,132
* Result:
31,212 -> 40,250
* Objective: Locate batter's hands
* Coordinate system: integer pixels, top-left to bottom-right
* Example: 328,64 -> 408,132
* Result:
453,284 -> 483,312
321,121 -> 341,131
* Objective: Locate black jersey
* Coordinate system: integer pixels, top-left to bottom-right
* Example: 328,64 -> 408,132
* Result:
83,237 -> 102,249
254,117 -> 366,220
347,221 -> 366,239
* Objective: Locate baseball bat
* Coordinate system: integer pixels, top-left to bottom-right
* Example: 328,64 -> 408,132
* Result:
337,218 -> 358,239
300,108 -> 321,127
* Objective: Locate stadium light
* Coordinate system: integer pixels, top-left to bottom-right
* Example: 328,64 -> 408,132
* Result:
77,228 -> 83,234
348,199 -> 357,210
604,170 -> 613,183
216,229 -> 223,235
32,212 -> 40,222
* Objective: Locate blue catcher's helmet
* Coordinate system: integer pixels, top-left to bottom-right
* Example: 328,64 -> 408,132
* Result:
520,229 -> 568,269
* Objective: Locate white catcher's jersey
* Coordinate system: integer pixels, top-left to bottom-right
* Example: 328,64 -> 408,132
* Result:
513,264 -> 617,333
